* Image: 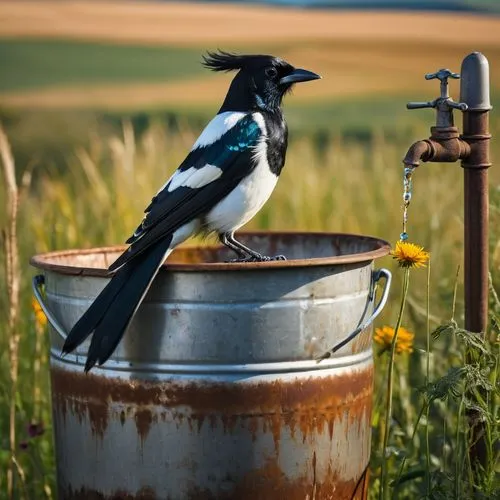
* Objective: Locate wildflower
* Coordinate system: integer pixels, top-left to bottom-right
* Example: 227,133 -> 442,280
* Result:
32,297 -> 47,329
28,422 -> 44,438
374,325 -> 414,354
391,241 -> 429,269
19,441 -> 29,451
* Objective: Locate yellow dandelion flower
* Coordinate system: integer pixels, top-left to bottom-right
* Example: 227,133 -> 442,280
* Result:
31,297 -> 47,330
391,241 -> 430,269
374,325 -> 414,354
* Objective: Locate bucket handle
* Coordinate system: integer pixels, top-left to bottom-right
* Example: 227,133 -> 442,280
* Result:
32,274 -> 68,340
317,268 -> 392,361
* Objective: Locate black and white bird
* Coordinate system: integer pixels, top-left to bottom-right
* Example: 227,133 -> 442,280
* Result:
62,51 -> 320,371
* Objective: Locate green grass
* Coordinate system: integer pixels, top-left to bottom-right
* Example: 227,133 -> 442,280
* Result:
0,112 -> 499,497
0,39 -> 205,92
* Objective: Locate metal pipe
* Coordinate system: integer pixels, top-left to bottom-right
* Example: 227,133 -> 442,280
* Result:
460,52 -> 492,469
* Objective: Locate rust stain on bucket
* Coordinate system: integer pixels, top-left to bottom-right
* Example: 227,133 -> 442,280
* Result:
53,364 -> 372,498
134,408 -> 154,444
62,461 -> 368,500
183,458 -> 368,500
51,364 -> 373,444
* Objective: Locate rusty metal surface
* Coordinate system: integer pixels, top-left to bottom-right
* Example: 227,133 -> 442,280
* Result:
403,127 -> 470,168
463,160 -> 489,335
461,62 -> 491,468
51,359 -> 373,500
30,231 -> 390,275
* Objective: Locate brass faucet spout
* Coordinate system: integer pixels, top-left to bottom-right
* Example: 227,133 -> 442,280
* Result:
403,132 -> 471,168
403,140 -> 432,168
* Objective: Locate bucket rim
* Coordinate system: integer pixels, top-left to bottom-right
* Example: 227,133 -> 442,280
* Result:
30,231 -> 391,275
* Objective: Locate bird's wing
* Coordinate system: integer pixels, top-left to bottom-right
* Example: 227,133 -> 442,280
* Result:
108,112 -> 264,272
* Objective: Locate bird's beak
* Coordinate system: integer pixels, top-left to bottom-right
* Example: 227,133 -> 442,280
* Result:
279,68 -> 321,85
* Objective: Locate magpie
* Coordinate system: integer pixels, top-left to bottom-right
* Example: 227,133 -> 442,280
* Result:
62,51 -> 320,371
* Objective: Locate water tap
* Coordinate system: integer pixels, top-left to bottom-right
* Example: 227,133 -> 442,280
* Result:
403,67 -> 471,168
407,68 -> 468,128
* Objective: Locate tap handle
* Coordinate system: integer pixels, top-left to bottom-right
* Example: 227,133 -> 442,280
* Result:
425,69 -> 460,82
425,68 -> 460,99
406,68 -> 468,126
407,100 -> 436,110
448,100 -> 468,111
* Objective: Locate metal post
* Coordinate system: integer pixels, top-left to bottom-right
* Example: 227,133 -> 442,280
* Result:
460,52 -> 492,467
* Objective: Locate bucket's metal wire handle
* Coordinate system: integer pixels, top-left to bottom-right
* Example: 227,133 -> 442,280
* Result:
32,274 -> 68,340
316,268 -> 392,362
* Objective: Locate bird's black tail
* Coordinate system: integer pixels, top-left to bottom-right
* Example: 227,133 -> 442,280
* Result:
62,237 -> 173,372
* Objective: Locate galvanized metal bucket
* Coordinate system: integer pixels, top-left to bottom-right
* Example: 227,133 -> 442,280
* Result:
31,232 -> 391,500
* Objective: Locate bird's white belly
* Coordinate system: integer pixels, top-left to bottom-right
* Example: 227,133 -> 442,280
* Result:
205,159 -> 278,234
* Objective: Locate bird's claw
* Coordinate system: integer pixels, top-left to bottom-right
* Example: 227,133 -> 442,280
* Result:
272,254 -> 287,261
226,256 -> 254,263
227,254 -> 287,263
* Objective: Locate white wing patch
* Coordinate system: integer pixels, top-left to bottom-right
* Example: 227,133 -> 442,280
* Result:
192,111 -> 247,150
153,112 -> 248,196
167,164 -> 223,192
251,112 -> 268,163
252,112 -> 267,135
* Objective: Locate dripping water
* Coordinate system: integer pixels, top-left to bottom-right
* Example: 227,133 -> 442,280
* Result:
400,166 -> 415,241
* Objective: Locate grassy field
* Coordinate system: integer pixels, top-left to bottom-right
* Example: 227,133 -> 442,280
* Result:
0,39 -> 205,93
1,1 -> 500,111
0,1 -> 499,498
2,112 -> 499,500
2,38 -> 500,110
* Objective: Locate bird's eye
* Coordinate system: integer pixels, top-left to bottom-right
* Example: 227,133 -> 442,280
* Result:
265,67 -> 278,78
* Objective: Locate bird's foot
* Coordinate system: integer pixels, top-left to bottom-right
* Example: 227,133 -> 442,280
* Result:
269,254 -> 287,261
227,254 -> 287,263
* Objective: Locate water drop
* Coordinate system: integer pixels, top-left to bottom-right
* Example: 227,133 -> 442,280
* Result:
400,232 -> 409,241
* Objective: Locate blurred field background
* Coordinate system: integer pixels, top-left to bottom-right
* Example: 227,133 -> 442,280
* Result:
0,0 -> 499,498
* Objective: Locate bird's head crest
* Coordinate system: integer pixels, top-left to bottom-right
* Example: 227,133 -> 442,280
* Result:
202,51 -> 282,73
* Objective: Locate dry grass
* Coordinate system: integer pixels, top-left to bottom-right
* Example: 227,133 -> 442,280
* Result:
1,115 -> 499,497
0,124 -> 22,498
